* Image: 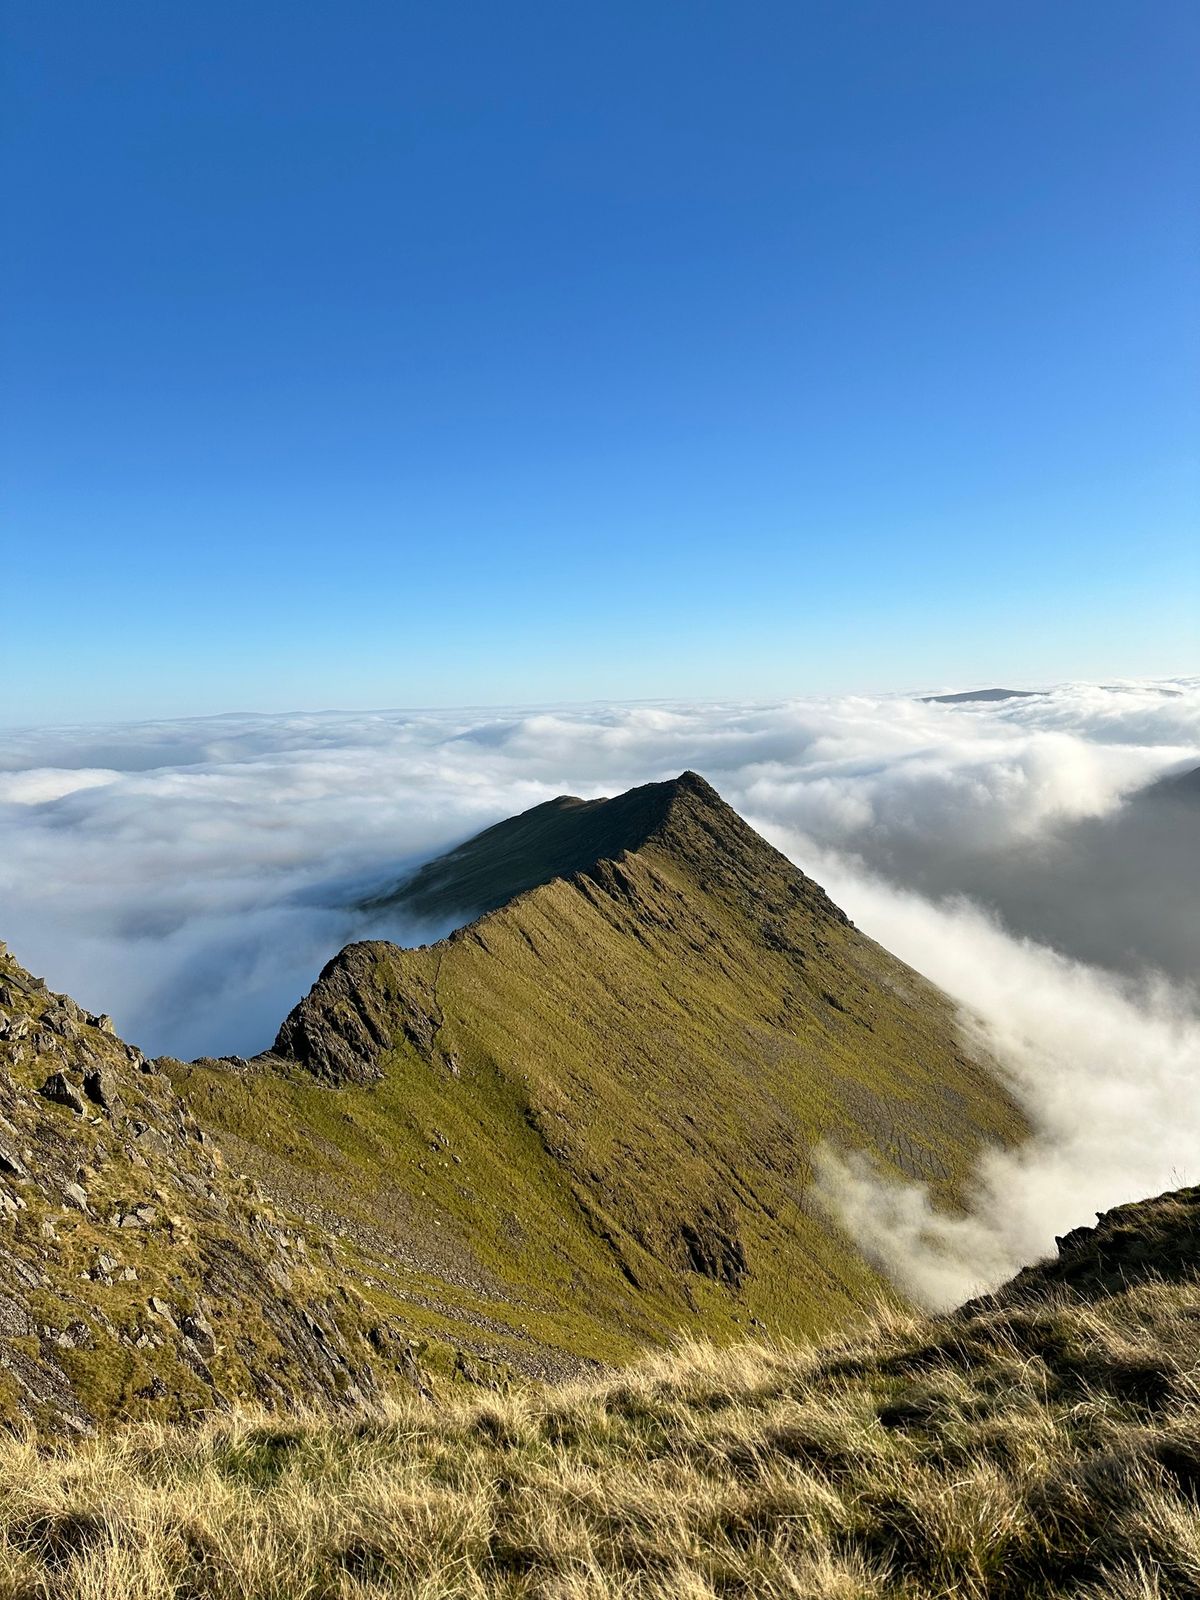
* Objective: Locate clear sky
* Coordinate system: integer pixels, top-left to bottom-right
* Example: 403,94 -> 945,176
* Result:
3,1 -> 1196,724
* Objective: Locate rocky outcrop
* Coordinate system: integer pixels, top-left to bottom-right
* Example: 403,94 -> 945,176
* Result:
676,1204 -> 748,1288
269,944 -> 442,1083
971,1186 -> 1200,1310
0,942 -> 414,1436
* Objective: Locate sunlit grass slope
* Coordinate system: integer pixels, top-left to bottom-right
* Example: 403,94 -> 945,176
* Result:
173,773 -> 1026,1376
3,1188 -> 1198,1599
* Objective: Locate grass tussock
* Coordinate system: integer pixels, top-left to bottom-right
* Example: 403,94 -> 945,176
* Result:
2,1278 -> 1199,1599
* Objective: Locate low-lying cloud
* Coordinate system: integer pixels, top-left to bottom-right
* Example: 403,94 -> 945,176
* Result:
1,678 -> 1197,1301
806,874 -> 1200,1306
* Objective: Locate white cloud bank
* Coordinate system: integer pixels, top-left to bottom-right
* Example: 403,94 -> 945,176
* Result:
1,677 -> 1197,1302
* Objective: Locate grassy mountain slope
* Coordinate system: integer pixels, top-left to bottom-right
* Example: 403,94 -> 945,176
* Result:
171,773 -> 1026,1375
4,1184 -> 1198,1599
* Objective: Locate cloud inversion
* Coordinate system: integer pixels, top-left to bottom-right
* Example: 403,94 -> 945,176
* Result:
2,678 -> 1197,1300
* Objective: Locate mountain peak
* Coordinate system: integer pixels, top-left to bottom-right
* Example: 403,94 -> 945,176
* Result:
665,767 -> 718,796
253,771 -> 1024,1359
364,770 -> 738,924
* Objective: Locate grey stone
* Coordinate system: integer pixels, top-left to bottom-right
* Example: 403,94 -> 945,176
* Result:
119,1204 -> 158,1228
82,1069 -> 115,1110
39,1072 -> 85,1114
182,1311 -> 216,1354
43,1007 -> 80,1038
0,1140 -> 26,1179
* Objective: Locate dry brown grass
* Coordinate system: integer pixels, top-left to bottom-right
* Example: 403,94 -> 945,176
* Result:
2,1279 -> 1199,1599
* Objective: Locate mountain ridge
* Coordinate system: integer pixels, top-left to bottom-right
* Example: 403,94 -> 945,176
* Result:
360,769 -> 842,928
175,770 -> 1025,1371
304,771 -> 854,1084
3,771 -> 1028,1432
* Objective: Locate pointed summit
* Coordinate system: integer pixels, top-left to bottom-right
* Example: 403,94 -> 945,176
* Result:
365,770 -> 745,924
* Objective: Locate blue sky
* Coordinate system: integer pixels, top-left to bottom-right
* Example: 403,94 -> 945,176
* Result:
3,0 -> 1196,724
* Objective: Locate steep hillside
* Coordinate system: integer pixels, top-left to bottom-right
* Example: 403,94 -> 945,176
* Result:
4,1183 -> 1198,1599
871,754 -> 1200,987
172,772 -> 1026,1373
1144,760 -> 1200,802
0,944 -> 409,1435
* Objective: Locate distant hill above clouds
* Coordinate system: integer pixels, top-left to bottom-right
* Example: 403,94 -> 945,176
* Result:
921,687 -> 1042,703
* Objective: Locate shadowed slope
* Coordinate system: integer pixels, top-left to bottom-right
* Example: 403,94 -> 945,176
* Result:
175,772 -> 1027,1373
870,754 -> 1200,987
1143,761 -> 1200,801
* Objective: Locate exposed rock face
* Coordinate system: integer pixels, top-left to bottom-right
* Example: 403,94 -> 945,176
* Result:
0,943 -> 412,1437
271,945 -> 441,1084
677,1204 -> 748,1288
39,1072 -> 85,1114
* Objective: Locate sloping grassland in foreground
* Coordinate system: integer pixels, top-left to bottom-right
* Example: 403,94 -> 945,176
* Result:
3,1189 -> 1199,1600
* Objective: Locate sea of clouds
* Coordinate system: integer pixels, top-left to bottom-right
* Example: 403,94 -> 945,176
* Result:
2,677 -> 1198,1304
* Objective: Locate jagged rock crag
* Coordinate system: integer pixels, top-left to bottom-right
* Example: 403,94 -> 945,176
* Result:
970,1186 -> 1200,1310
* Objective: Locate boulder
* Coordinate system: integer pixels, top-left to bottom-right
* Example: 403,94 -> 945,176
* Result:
182,1311 -> 217,1355
39,1072 -> 85,1115
82,1069 -> 115,1111
119,1204 -> 158,1228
